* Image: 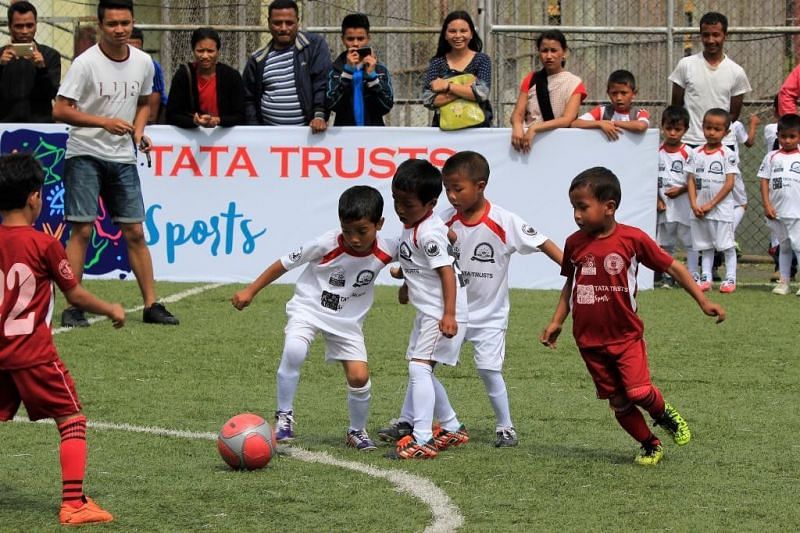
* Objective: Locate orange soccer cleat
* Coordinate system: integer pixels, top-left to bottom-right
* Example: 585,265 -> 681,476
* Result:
59,497 -> 113,526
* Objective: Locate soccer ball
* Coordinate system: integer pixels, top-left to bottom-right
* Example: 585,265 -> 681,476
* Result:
217,413 -> 277,470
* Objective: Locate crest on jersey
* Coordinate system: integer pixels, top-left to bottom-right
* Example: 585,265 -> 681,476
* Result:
58,259 -> 75,280
399,242 -> 412,260
727,155 -> 737,166
424,240 -> 441,257
522,224 -> 538,236
450,243 -> 461,260
708,161 -> 724,174
353,270 -> 375,287
328,268 -> 346,287
288,247 -> 303,263
671,160 -> 683,173
774,163 -> 784,173
471,242 -> 495,263
603,253 -> 625,275
791,162 -> 800,174
581,254 -> 596,276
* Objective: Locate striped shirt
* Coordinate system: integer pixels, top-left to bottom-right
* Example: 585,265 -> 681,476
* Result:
261,47 -> 305,125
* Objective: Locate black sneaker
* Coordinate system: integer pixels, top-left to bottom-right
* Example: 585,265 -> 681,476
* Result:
377,419 -> 413,442
61,307 -> 90,328
143,302 -> 179,325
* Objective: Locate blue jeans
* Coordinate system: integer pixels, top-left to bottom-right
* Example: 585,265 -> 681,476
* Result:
64,155 -> 144,223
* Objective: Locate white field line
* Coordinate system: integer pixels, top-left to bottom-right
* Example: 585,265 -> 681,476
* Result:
44,282 -> 464,532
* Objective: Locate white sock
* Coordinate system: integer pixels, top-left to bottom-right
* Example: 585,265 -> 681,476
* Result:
276,337 -> 309,412
478,368 -> 513,429
733,205 -> 746,232
701,249 -> 714,279
779,241 -> 793,281
408,361 -> 435,443
723,247 -> 737,282
431,374 -> 460,432
686,248 -> 700,277
398,382 -> 413,424
347,380 -> 371,432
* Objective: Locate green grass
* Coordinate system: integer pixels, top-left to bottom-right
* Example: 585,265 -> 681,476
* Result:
1,280 -> 799,531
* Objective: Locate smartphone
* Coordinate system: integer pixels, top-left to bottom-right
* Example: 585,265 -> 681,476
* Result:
10,42 -> 34,59
356,46 -> 372,59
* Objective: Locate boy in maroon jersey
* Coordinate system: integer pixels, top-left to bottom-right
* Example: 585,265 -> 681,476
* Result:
0,153 -> 125,525
540,166 -> 726,465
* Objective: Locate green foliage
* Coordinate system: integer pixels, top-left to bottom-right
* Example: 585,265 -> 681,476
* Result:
1,281 -> 798,531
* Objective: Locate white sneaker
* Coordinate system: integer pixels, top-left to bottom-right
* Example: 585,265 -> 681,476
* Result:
796,286 -> 800,297
773,281 -> 790,295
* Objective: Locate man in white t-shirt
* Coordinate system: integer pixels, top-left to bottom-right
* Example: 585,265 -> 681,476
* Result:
669,11 -> 751,147
52,0 -> 178,327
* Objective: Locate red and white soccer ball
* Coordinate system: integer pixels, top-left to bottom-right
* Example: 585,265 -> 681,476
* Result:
217,413 -> 277,471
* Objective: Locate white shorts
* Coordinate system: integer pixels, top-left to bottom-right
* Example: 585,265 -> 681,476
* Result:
465,327 -> 506,371
690,219 -> 734,251
657,221 -> 692,250
767,217 -> 800,252
406,312 -> 466,366
732,174 -> 748,206
285,317 -> 367,362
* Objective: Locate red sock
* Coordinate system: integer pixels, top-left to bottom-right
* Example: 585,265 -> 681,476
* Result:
635,387 -> 666,419
58,416 -> 87,508
613,404 -> 659,445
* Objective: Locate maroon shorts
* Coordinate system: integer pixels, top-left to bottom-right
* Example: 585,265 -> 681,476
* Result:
0,359 -> 82,421
579,338 -> 652,400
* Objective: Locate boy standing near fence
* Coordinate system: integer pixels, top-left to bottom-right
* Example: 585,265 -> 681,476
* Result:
571,70 -> 649,141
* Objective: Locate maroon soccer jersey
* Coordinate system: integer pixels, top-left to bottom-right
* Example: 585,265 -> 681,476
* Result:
0,226 -> 78,370
561,223 -> 673,349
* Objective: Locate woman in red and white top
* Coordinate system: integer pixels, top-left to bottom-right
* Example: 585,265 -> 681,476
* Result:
510,29 -> 587,153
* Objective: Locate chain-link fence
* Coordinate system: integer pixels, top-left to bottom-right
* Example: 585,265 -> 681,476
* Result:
5,0 -> 800,256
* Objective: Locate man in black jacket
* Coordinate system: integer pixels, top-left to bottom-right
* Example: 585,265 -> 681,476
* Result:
0,2 -> 60,123
242,0 -> 331,133
326,13 -> 393,126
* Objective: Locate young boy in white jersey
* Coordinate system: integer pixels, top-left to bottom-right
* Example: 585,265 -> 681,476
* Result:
571,70 -> 649,141
657,106 -> 699,286
385,158 -> 469,460
729,114 -> 758,239
687,108 -> 740,293
758,113 -> 800,296
439,151 -> 562,447
231,186 -> 397,451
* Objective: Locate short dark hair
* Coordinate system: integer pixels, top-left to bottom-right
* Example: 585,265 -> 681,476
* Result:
8,1 -> 37,22
703,107 -> 731,128
700,11 -> 728,33
392,159 -> 442,205
0,153 -> 45,211
777,113 -> 800,134
191,27 -> 221,50
338,185 -> 383,224
607,69 -> 636,91
98,0 -> 134,23
341,13 -> 369,34
268,0 -> 298,17
569,167 -> 621,207
661,105 -> 690,129
130,26 -> 144,42
442,151 -> 490,184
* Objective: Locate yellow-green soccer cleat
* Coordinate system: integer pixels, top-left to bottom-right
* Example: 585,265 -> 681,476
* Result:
634,442 -> 664,466
656,403 -> 691,445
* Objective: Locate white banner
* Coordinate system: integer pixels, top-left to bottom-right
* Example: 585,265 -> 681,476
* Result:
1,125 -> 659,289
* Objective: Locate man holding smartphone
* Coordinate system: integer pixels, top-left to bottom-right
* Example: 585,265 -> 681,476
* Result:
326,13 -> 394,126
0,2 -> 60,123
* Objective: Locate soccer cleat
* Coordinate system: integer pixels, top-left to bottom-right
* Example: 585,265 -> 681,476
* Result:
697,275 -> 712,292
59,497 -> 113,526
385,435 -> 438,459
634,442 -> 664,466
61,307 -> 89,328
691,272 -> 700,284
719,278 -> 736,293
274,410 -> 295,442
377,418 -> 413,442
346,429 -> 377,451
494,426 -> 519,448
143,302 -> 180,325
655,403 -> 691,446
772,281 -> 790,295
660,274 -> 675,289
432,423 -> 470,450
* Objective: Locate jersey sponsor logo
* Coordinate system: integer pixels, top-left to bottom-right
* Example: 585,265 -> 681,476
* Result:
399,242 -> 412,260
773,163 -> 784,174
58,259 -> 75,280
773,177 -> 783,190
603,253 -> 625,275
580,254 -> 596,276
658,162 -> 666,172
791,162 -> 800,174
708,161 -> 724,175
670,160 -> 683,173
576,284 -> 595,304
522,224 -> 538,236
353,269 -> 375,287
471,242 -> 495,263
328,268 -> 346,287
450,243 -> 461,261
288,247 -> 303,263
320,290 -> 342,311
424,240 -> 441,257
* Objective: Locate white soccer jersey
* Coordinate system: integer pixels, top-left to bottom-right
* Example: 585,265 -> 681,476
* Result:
757,149 -> 800,219
764,123 -> 778,153
398,212 -> 467,321
657,144 -> 693,226
687,144 -> 739,222
280,229 -> 398,340
441,202 -> 548,329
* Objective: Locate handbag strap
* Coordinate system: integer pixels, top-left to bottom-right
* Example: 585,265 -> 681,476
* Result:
534,69 -> 555,122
